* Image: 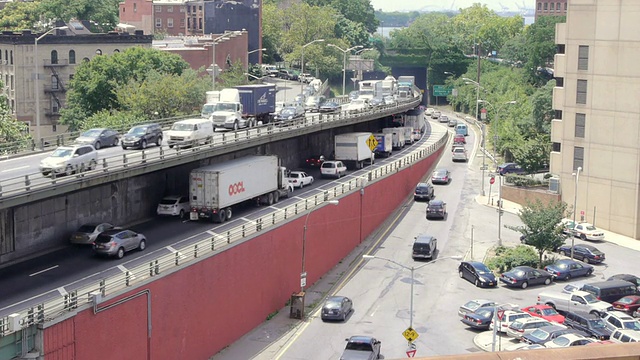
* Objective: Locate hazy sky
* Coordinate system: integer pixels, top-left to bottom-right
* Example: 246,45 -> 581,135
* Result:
369,0 -> 534,13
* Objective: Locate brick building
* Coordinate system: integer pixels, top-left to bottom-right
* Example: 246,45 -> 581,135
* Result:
535,0 -> 568,20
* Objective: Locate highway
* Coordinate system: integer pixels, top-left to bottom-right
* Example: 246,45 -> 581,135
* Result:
217,113 -> 640,359
0,124 -> 431,319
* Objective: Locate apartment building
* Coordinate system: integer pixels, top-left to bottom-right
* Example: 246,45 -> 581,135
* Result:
0,21 -> 152,139
535,0 -> 568,20
550,1 -> 640,238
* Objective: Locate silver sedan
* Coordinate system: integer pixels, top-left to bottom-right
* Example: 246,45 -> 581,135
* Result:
92,229 -> 146,259
70,223 -> 116,245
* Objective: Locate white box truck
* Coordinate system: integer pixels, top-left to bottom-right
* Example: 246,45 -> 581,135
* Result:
382,127 -> 405,150
334,132 -> 375,170
189,155 -> 292,223
201,91 -> 221,119
401,127 -> 414,145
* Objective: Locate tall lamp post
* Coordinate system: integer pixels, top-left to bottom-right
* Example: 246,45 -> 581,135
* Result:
362,255 -> 462,332
328,44 -> 363,96
34,26 -> 67,145
463,77 -> 485,196
246,47 -> 266,69
571,167 -> 582,259
301,200 -> 339,292
301,39 -> 324,77
210,31 -> 243,90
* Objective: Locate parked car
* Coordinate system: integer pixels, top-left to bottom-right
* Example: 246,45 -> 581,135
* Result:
156,195 -> 190,219
563,311 -> 612,340
613,296 -> 640,315
498,162 -> 526,175
299,73 -> 314,83
562,281 -> 590,294
286,171 -> 314,189
413,182 -> 435,201
557,244 -> 605,264
39,144 -> 98,177
458,299 -> 496,318
320,160 -> 347,178
75,128 -> 119,150
522,325 -> 583,345
505,343 -> 546,351
451,146 -> 468,162
448,118 -> 457,127
321,295 -> 353,321
121,123 -> 163,150
461,306 -> 495,330
500,266 -> 554,289
544,259 -> 594,280
608,274 -> 640,288
507,318 -> 553,340
610,329 -> 640,343
275,105 -> 305,121
565,222 -> 605,241
491,309 -> 532,333
319,101 -> 341,113
92,229 -> 147,259
426,199 -> 447,220
544,333 -> 595,348
601,311 -> 640,332
431,168 -> 451,184
340,336 -> 381,360
305,154 -> 325,168
521,304 -> 565,324
581,280 -> 638,303
458,261 -> 497,288
70,223 -> 116,245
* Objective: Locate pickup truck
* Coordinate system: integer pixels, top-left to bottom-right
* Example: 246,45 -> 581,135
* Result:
340,336 -> 381,360
537,290 -> 613,316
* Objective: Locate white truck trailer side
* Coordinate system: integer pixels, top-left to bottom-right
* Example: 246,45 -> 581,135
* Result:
334,132 -> 375,170
189,155 -> 290,222
382,127 -> 406,150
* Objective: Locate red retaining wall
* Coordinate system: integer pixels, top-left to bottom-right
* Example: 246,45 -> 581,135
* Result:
42,145 -> 444,360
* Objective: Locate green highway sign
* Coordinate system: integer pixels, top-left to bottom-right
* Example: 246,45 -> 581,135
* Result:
433,85 -> 452,97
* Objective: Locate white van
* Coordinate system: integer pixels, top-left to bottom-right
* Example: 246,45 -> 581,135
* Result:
167,118 -> 214,148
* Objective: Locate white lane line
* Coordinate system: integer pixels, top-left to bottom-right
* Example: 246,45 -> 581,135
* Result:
116,264 -> 136,278
0,165 -> 29,173
29,265 -> 59,277
166,245 -> 186,259
206,230 -> 217,236
369,304 -> 380,317
57,287 -> 68,296
240,217 -> 254,223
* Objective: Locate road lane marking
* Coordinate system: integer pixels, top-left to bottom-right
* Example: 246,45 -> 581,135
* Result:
117,265 -> 136,279
206,230 -> 217,236
369,304 -> 380,317
57,287 -> 68,296
166,246 -> 186,259
0,165 -> 29,173
29,265 -> 59,277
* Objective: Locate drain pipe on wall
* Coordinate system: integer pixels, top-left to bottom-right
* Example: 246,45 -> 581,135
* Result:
91,290 -> 152,360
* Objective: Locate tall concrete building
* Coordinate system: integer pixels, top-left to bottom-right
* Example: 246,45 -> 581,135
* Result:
550,0 -> 640,238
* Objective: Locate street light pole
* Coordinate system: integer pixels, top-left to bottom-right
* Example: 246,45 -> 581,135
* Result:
328,44 -> 363,95
571,167 -> 582,259
301,39 -> 324,78
210,31 -> 243,89
301,200 -> 339,292
463,78 -> 485,196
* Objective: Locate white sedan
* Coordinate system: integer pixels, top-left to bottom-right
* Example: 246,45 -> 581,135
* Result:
286,171 -> 314,189
544,334 -> 595,348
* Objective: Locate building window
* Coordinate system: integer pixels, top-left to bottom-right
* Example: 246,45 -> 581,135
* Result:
52,124 -> 57,132
0,49 -> 2,62
180,18 -> 185,28
199,18 -> 202,30
155,5 -> 161,12
544,2 -> 548,10
578,45 -> 589,70
10,75 -> 13,90
554,110 -> 563,120
10,50 -> 12,64
192,5 -> 196,12
557,44 -> 565,54
575,113 -> 586,138
557,2 -> 561,10
51,50 -> 58,64
552,142 -> 561,152
168,6 -> 173,12
576,79 -> 587,104
537,2 -> 542,10
565,3 -> 568,10
156,18 -> 162,28
573,146 -> 584,170
69,50 -> 76,64
168,18 -> 174,28
83,57 -> 90,62
51,75 -> 58,90
134,3 -> 137,12
556,77 -> 564,87
51,98 -> 59,113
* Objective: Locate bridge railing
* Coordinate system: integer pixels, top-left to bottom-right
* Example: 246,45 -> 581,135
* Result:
0,119 -> 448,337
0,96 -> 422,203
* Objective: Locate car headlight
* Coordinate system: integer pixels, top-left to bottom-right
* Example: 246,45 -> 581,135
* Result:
479,277 -> 488,283
288,116 -> 293,119
184,136 -> 191,140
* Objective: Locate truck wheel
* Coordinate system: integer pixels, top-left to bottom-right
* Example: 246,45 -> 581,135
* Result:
267,193 -> 274,205
273,191 -> 280,203
225,207 -> 233,221
233,121 -> 239,131
217,209 -> 226,223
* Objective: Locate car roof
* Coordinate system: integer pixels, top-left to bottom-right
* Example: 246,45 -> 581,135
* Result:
326,295 -> 347,302
99,229 -> 126,236
512,266 -> 535,271
525,304 -> 553,310
609,274 -> 639,281
516,317 -> 549,324
428,199 -> 445,205
348,336 -> 375,342
466,299 -> 494,305
538,325 -> 566,332
553,259 -> 579,265
161,195 -> 183,200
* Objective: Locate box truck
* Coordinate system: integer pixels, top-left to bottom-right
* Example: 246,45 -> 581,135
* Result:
382,127 -> 405,150
209,84 -> 276,130
189,155 -> 291,223
201,91 -> 221,119
373,133 -> 393,158
397,76 -> 415,98
381,76 -> 397,97
334,132 -> 375,170
358,80 -> 383,100
401,127 -> 414,145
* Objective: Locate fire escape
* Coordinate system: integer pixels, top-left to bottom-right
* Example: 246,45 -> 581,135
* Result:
43,56 -> 68,121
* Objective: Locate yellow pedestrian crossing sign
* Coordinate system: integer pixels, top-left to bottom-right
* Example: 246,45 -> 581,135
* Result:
402,327 -> 419,342
366,134 -> 378,152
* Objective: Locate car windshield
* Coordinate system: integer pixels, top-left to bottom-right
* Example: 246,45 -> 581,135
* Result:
464,301 -> 481,311
281,108 -> 296,115
325,298 -> 341,306
159,198 -> 178,205
345,342 -> 372,351
617,297 -> 636,304
583,293 -> 599,303
50,148 -> 73,157
171,123 -> 195,131
473,263 -> 492,275
541,308 -> 559,316
128,127 -> 147,135
511,313 -> 531,321
623,321 -> 640,331
588,319 -> 606,329
81,129 -> 102,137
530,329 -> 549,340
213,103 -> 237,112
77,225 -> 97,233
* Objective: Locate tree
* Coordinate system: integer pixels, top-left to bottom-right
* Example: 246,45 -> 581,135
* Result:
508,199 -> 568,268
305,0 -> 379,33
0,1 -> 41,31
0,94 -> 31,154
511,135 -> 551,174
522,16 -> 565,85
38,0 -> 121,33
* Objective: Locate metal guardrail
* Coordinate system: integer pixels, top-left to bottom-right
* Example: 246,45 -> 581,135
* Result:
0,119 -> 448,337
0,96 -> 421,208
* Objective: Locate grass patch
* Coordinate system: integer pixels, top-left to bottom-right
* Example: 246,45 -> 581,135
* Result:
266,309 -> 279,321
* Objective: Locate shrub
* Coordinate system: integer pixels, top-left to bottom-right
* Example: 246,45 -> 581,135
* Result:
486,245 -> 539,273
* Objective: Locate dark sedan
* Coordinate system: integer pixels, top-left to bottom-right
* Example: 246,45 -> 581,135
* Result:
612,296 -> 640,315
499,266 -> 553,289
304,155 -> 325,168
414,182 -> 434,201
319,101 -> 341,113
497,162 -> 526,175
608,274 -> 640,288
522,325 -> 587,345
321,296 -> 353,321
275,106 -> 305,121
459,261 -> 497,288
557,244 -> 605,264
461,306 -> 495,330
431,168 -> 451,184
544,259 -> 594,280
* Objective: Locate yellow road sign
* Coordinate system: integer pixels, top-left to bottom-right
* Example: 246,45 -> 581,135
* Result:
366,134 -> 379,152
402,327 -> 420,342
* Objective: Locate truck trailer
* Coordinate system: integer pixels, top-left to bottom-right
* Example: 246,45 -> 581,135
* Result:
189,155 -> 291,223
397,76 -> 415,99
373,133 -> 393,158
334,132 -> 375,170
381,127 -> 406,150
210,84 -> 276,130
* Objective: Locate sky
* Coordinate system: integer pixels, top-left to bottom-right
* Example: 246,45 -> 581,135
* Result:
369,0 -> 534,13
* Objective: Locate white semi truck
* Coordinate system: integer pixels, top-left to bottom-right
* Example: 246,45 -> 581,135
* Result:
201,91 -> 221,119
382,127 -> 406,150
189,155 -> 292,223
334,132 -> 375,170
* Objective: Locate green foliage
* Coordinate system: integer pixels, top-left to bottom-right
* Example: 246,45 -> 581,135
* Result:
486,245 -> 540,273
305,0 -> 378,33
0,94 -> 31,154
0,1 -> 41,31
507,199 -> 568,268
216,60 -> 253,90
375,11 -> 422,27
77,109 -> 147,134
511,135 -> 551,174
504,174 -> 547,187
522,16 -> 566,85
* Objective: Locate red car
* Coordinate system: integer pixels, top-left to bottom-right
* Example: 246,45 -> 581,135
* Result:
521,305 -> 565,324
612,295 -> 640,315
305,155 -> 325,168
453,134 -> 466,145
